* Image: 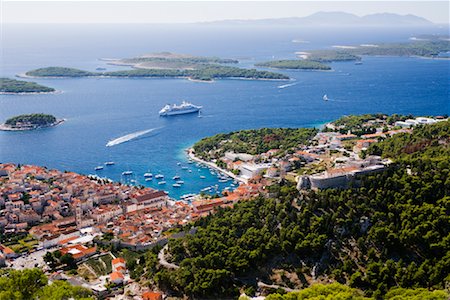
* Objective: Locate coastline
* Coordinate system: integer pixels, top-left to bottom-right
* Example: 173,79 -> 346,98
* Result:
17,73 -> 289,82
0,119 -> 65,131
186,148 -> 248,184
0,90 -> 61,95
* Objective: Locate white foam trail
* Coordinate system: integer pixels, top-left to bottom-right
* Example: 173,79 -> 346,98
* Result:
106,127 -> 160,147
278,82 -> 298,89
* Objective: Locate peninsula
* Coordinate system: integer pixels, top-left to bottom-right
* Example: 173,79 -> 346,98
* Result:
0,78 -> 55,94
24,52 -> 289,81
0,113 -> 64,131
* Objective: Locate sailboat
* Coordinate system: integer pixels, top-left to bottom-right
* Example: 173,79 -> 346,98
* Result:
323,94 -> 329,101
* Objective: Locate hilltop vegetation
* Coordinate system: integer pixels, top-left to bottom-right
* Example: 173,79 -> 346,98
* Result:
0,268 -> 93,299
193,127 -> 318,159
149,120 -> 449,298
5,114 -> 57,126
0,78 -> 55,93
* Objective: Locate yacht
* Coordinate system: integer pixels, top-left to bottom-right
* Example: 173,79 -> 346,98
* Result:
159,101 -> 202,116
158,181 -> 166,185
145,178 -> 152,181
155,174 -> 164,179
200,175 -> 206,179
172,175 -> 181,180
105,161 -> 115,166
172,183 -> 181,188
144,173 -> 153,178
122,171 -> 133,176
176,180 -> 185,184
95,166 -> 104,171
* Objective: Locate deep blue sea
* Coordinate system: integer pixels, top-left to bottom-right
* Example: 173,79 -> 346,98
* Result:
1,24 -> 449,198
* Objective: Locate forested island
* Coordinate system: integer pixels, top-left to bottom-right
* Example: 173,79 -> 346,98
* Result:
24,52 -> 289,81
0,114 -> 63,131
130,119 -> 449,298
0,78 -> 55,94
258,39 -> 450,70
255,60 -> 331,70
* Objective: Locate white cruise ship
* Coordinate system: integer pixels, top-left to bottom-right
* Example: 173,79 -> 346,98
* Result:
159,101 -> 202,116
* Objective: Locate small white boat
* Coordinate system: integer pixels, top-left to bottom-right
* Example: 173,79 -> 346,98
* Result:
188,170 -> 192,173
177,162 -> 181,166
145,178 -> 152,181
155,174 -> 164,179
122,171 -> 133,176
172,175 -> 181,180
95,166 -> 104,171
173,183 -> 181,188
181,166 -> 188,170
105,161 -> 115,166
200,176 -> 206,179
201,187 -> 212,192
176,180 -> 184,184
158,181 -> 166,185
323,94 -> 329,101
219,179 -> 229,183
130,179 -> 136,183
144,173 -> 153,177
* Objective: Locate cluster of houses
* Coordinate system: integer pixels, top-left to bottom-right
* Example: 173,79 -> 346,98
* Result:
201,116 -> 447,191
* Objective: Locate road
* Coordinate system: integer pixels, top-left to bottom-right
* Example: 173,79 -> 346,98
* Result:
158,245 -> 179,269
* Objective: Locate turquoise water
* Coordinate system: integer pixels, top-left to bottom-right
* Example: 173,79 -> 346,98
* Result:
1,24 -> 449,199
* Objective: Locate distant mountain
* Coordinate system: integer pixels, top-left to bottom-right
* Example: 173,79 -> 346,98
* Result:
201,11 -> 435,27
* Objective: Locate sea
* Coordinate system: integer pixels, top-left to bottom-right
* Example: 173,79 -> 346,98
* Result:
1,24 -> 449,199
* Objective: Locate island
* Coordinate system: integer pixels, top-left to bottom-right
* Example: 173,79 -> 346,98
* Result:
256,39 -> 450,70
24,52 -> 289,81
0,113 -> 64,131
255,59 -> 331,70
0,78 -> 55,94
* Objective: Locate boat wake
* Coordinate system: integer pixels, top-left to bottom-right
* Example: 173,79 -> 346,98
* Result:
106,127 -> 162,147
278,82 -> 298,89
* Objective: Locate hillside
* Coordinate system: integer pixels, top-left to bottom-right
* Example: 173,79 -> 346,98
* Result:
148,121 -> 449,298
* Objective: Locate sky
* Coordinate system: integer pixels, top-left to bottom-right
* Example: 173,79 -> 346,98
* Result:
1,1 -> 449,24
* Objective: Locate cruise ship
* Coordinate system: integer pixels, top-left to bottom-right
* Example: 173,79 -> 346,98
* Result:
159,101 -> 202,116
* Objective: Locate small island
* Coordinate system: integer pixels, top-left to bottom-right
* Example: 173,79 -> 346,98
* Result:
24,52 -> 289,82
0,78 -> 55,94
255,59 -> 331,70
0,113 -> 64,131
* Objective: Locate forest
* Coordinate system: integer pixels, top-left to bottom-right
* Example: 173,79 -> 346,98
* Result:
25,65 -> 289,81
193,127 -> 318,159
0,78 -> 55,93
0,268 -> 93,299
5,114 -> 57,126
144,120 -> 449,299
255,60 -> 331,70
